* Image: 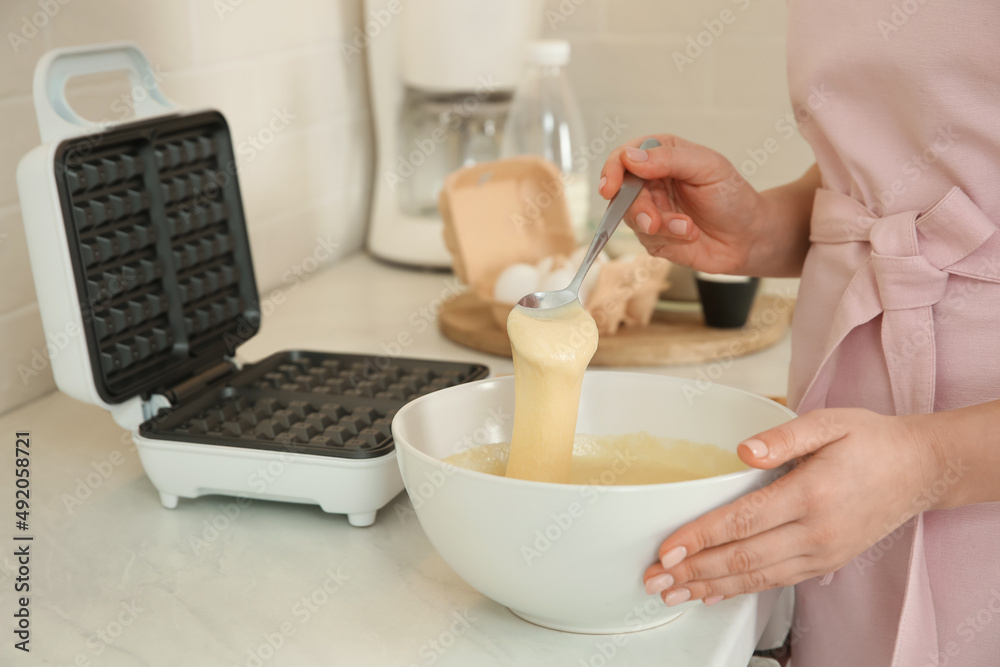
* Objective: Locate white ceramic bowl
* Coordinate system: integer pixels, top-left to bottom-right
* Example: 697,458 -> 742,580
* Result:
392,371 -> 796,634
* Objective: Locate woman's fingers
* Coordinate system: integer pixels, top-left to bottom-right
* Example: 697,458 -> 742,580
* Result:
661,522 -> 812,589
622,187 -> 662,234
665,553 -> 823,604
644,524 -> 812,598
624,181 -> 696,239
656,471 -> 807,566
644,523 -> 822,601
642,473 -> 807,593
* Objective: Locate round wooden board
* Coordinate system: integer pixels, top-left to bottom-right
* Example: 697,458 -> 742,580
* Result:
438,291 -> 794,366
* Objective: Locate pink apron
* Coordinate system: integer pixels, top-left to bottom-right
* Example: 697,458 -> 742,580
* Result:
786,2 -> 1000,665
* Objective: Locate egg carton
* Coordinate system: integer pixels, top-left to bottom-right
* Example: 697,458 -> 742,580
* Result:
17,43 -> 488,526
438,156 -> 671,335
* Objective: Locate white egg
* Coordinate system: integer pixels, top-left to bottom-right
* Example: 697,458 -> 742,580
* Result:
493,263 -> 540,304
535,255 -> 556,275
539,267 -> 574,293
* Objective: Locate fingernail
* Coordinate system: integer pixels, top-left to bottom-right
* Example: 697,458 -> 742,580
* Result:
703,595 -> 724,606
660,546 -> 687,570
740,438 -> 769,459
667,218 -> 688,236
599,175 -> 607,192
644,573 -> 673,595
636,212 -> 653,234
663,588 -> 691,607
625,147 -> 648,162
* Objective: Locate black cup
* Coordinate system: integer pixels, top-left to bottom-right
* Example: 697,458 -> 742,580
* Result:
695,274 -> 760,329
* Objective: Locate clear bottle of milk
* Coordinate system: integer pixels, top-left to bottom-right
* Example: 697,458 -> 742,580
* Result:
502,40 -> 591,240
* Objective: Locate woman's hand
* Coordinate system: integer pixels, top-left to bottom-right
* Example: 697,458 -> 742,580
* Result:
599,134 -> 764,275
641,408 -> 945,606
599,135 -> 818,277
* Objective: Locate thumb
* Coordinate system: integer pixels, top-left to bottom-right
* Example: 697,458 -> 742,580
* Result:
737,409 -> 850,469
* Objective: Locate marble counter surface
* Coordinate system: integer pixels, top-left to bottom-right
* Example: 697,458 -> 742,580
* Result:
0,253 -> 795,667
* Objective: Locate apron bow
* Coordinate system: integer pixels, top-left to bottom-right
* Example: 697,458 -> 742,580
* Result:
800,186 -> 1000,416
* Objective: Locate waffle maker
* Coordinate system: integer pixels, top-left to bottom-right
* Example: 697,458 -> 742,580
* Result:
17,43 -> 487,526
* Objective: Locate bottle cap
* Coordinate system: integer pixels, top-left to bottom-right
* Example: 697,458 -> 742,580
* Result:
527,40 -> 571,66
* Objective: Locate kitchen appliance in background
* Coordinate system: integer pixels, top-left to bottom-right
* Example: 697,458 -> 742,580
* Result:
502,39 -> 590,239
16,43 -> 487,527
364,0 -> 544,268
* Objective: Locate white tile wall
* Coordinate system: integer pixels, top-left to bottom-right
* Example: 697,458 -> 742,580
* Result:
0,0 -> 809,415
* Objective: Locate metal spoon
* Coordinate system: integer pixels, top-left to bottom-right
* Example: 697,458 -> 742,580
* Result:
516,137 -> 661,314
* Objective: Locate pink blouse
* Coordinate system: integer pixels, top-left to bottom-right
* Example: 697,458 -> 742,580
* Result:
786,1 -> 1000,665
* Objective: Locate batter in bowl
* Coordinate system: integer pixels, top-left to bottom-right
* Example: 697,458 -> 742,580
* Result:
446,432 -> 747,485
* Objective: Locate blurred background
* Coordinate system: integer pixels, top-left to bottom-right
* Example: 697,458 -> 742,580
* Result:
0,0 -> 812,414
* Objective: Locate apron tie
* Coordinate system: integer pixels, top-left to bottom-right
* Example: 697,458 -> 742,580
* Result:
798,186 -> 1000,415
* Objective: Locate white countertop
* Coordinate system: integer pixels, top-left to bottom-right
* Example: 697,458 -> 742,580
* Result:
0,253 -> 794,667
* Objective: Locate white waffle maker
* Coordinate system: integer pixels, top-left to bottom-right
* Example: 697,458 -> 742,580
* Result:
16,42 -> 487,526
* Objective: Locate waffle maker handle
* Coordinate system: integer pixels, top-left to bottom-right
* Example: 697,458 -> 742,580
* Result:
32,41 -> 177,144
